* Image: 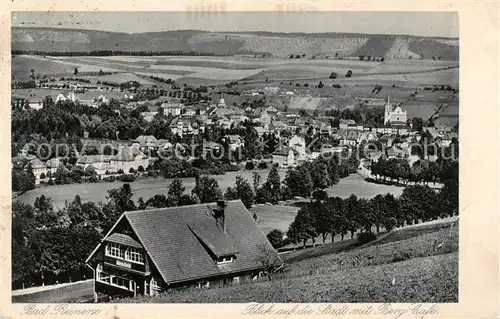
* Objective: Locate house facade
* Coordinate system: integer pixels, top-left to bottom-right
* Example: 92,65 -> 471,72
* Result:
384,96 -> 407,125
86,200 -> 282,299
77,147 -> 149,175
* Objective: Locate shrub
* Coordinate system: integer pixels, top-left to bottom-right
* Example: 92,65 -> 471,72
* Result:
40,173 -> 46,179
258,162 -> 268,169
129,168 -> 136,174
147,170 -> 158,177
266,229 -> 284,249
117,169 -> 124,174
138,165 -> 145,173
357,232 -> 377,245
245,161 -> 255,170
120,174 -> 136,182
104,176 -> 116,182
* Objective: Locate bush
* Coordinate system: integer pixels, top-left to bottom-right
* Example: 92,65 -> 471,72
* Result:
147,170 -> 158,177
357,232 -> 377,245
267,229 -> 284,249
258,162 -> 268,169
117,169 -> 124,174
129,168 -> 136,174
40,173 -> 46,179
120,174 -> 136,182
245,161 -> 255,170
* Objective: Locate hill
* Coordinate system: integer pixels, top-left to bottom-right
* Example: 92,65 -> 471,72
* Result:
12,27 -> 459,60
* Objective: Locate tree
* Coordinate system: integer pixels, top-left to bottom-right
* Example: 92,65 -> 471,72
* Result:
289,207 -> 318,248
192,176 -> 222,203
346,70 -> 353,78
25,164 -> 36,191
254,244 -> 282,280
284,167 -> 313,198
54,164 -> 70,185
224,176 -> 255,208
309,161 -> 332,190
399,185 -> 439,224
74,68 -> 79,76
262,165 -> 281,203
266,229 -> 284,249
252,172 -> 261,193
34,195 -> 62,228
146,194 -> 170,208
167,177 -> 185,206
344,195 -> 361,238
179,194 -> 196,206
318,81 -> 324,88
329,72 -> 337,79
106,183 -> 137,213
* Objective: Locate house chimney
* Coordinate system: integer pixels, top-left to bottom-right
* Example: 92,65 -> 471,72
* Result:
215,200 -> 228,233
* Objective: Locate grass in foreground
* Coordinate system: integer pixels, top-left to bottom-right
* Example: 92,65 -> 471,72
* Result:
122,226 -> 458,303
126,253 -> 457,303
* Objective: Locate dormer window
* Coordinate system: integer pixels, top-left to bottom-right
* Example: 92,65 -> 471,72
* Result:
217,255 -> 235,264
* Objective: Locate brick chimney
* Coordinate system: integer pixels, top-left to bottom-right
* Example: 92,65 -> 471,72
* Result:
214,200 -> 228,233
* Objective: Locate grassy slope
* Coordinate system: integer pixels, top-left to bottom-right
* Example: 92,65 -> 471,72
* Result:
127,253 -> 457,303
124,226 -> 458,303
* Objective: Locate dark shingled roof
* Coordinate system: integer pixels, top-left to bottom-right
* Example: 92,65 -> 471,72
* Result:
106,232 -> 142,249
123,200 -> 282,284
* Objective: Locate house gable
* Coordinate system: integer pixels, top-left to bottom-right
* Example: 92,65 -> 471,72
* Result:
124,200 -> 282,285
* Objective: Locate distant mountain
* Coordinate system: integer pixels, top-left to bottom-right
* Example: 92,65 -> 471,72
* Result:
12,27 -> 459,60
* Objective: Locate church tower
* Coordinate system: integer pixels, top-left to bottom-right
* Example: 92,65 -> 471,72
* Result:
384,95 -> 393,125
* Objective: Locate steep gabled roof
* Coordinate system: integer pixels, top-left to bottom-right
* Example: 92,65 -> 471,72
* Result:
123,200 -> 281,284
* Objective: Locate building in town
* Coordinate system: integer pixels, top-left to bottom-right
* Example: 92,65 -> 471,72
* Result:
76,147 -> 149,175
86,200 -> 282,298
384,96 -> 407,125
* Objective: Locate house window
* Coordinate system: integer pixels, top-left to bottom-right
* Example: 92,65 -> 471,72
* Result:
111,275 -> 130,290
217,255 -> 235,264
150,277 -> 161,291
106,243 -> 125,259
106,243 -> 144,264
196,281 -> 210,289
125,247 -> 144,264
98,271 -> 110,284
233,276 -> 240,284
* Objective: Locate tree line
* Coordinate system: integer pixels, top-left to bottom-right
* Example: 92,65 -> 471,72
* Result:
12,50 -> 225,57
267,159 -> 458,249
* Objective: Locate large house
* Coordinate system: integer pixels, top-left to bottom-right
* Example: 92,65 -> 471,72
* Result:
86,200 -> 282,298
77,147 -> 149,175
161,103 -> 184,116
384,96 -> 407,125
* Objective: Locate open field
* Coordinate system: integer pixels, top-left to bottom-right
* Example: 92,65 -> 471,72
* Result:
250,205 -> 300,235
17,172 -> 403,210
11,88 -> 125,101
13,54 -> 458,88
81,72 -> 158,85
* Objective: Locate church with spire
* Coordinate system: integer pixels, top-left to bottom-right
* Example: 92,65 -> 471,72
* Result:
384,95 -> 407,126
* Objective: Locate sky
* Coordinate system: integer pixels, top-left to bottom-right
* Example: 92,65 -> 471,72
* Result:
12,12 -> 459,38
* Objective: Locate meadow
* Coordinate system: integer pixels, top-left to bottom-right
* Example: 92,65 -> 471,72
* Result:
17,172 -> 403,211
12,54 -> 458,88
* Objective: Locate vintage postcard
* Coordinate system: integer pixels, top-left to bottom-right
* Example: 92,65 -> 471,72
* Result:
1,2 -> 498,319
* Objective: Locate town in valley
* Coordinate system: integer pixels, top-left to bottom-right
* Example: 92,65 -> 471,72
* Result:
11,12 -> 459,304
